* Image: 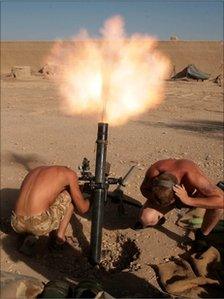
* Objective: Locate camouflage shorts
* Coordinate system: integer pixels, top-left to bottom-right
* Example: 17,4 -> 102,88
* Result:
11,191 -> 71,236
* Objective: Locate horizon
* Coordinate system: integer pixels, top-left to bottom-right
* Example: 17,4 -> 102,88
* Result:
1,1 -> 223,41
1,39 -> 223,42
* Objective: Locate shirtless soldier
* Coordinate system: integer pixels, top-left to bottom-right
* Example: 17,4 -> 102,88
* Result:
137,159 -> 223,250
11,166 -> 90,245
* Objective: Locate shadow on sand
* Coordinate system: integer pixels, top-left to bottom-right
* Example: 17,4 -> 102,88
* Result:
0,185 -> 188,253
135,119 -> 223,139
0,188 -> 20,233
3,151 -> 46,172
153,225 -> 192,249
1,216 -> 167,298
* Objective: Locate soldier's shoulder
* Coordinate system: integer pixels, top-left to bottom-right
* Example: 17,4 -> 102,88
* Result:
177,159 -> 196,167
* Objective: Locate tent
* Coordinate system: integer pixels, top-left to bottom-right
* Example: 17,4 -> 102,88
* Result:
172,64 -> 210,81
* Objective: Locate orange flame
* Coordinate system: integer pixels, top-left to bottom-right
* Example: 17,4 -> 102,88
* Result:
47,15 -> 171,126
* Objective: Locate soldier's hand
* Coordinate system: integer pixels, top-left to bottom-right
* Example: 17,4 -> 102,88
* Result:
80,183 -> 92,194
173,184 -> 191,205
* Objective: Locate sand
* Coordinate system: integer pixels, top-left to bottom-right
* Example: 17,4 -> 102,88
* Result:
1,41 -> 223,76
0,40 -> 223,297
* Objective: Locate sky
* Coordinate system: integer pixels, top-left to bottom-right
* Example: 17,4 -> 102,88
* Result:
1,0 -> 223,41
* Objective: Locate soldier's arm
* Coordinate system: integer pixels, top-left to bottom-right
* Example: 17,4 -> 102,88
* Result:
67,170 -> 90,214
173,173 -> 224,209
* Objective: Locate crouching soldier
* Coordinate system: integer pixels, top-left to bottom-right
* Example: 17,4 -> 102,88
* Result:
135,159 -> 223,253
11,166 -> 90,252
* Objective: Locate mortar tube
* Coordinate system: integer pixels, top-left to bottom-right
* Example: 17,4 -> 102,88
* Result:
89,122 -> 108,265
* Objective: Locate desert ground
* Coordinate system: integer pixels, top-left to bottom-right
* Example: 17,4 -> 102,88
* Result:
1,69 -> 223,297
0,40 -> 223,297
1,41 -> 223,76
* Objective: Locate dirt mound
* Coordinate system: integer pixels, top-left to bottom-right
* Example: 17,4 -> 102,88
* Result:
100,233 -> 140,272
39,64 -> 58,77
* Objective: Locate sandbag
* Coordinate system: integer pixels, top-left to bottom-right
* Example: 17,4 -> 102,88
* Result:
0,271 -> 44,299
157,246 -> 223,298
11,66 -> 31,79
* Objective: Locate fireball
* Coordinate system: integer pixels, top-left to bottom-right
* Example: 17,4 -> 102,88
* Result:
47,15 -> 171,126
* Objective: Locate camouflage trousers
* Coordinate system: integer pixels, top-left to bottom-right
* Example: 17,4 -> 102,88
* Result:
11,191 -> 71,236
